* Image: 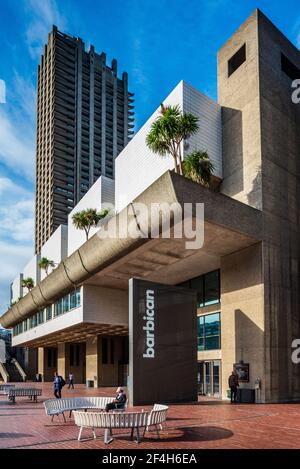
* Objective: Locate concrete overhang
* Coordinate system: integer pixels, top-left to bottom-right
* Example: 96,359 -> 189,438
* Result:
0,171 -> 263,329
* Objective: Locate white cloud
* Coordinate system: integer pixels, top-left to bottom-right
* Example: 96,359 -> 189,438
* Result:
0,110 -> 35,180
0,177 -> 34,243
25,0 -> 67,59
0,241 -> 34,315
0,178 -> 34,316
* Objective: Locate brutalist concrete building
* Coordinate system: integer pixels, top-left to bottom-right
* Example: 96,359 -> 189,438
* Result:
1,10 -> 300,404
35,26 -> 134,253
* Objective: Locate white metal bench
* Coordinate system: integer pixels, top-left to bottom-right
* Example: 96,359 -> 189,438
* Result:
0,384 -> 15,395
8,387 -> 42,403
44,396 -> 115,422
73,410 -> 149,444
143,404 -> 169,438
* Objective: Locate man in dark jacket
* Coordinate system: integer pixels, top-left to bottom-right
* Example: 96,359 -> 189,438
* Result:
53,372 -> 64,399
228,371 -> 239,403
105,387 -> 127,412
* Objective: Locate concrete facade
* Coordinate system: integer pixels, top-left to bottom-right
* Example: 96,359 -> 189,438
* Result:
1,10 -> 300,403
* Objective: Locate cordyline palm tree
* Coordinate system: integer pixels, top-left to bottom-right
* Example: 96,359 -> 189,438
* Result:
146,104 -> 199,175
183,150 -> 215,187
22,277 -> 34,291
72,207 -> 111,241
38,257 -> 56,276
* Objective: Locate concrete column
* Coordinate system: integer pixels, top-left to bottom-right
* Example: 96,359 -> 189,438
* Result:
38,347 -> 45,381
86,336 -> 99,387
221,243 -> 265,401
57,343 -> 68,379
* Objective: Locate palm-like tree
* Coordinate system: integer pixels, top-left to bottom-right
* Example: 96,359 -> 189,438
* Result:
22,277 -> 35,291
38,257 -> 56,275
146,104 -> 199,175
72,207 -> 111,241
183,150 -> 215,187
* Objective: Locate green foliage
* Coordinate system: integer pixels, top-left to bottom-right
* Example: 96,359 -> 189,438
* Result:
146,104 -> 199,174
38,257 -> 56,275
22,277 -> 35,291
72,207 -> 111,240
183,150 -> 215,186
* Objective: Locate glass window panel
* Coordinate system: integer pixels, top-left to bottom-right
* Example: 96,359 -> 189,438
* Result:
204,270 -> 220,306
46,306 -> 52,321
63,295 -> 69,313
197,316 -> 205,351
204,313 -> 220,350
70,291 -> 76,309
191,276 -> 204,307
75,288 -> 81,307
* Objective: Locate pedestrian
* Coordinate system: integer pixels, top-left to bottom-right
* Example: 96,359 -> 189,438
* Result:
53,371 -> 65,398
105,387 -> 127,412
68,372 -> 74,389
228,370 -> 239,403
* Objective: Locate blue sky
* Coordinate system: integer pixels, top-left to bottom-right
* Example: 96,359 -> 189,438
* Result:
0,0 -> 299,315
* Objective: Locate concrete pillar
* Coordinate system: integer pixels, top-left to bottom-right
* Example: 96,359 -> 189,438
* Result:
86,336 -> 99,387
221,243 -> 265,401
38,347 -> 45,381
57,343 -> 68,379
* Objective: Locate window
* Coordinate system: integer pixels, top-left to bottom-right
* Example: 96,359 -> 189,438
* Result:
180,270 -> 220,307
54,298 -> 63,317
46,306 -> 52,321
198,313 -> 221,351
281,53 -> 300,81
47,348 -> 57,368
228,44 -> 246,77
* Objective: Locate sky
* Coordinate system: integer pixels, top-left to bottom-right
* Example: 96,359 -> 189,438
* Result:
0,0 -> 299,316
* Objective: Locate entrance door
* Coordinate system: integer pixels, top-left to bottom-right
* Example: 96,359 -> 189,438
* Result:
197,360 -> 221,397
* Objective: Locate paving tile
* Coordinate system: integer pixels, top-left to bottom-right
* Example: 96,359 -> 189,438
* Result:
0,383 -> 300,449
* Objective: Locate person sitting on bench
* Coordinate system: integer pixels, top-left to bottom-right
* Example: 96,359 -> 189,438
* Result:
105,387 -> 127,412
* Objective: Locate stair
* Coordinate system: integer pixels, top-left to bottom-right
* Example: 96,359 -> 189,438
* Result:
5,360 -> 24,382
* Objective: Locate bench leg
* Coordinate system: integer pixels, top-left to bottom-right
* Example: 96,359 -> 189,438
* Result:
155,425 -> 160,439
78,427 -> 83,441
136,426 -> 140,444
69,410 -> 72,418
104,428 -> 113,445
62,412 -> 66,423
130,428 -> 134,440
92,428 -> 96,440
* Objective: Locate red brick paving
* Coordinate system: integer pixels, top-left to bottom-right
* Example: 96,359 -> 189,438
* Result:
0,382 -> 300,449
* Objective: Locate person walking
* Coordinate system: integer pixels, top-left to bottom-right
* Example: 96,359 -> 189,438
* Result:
228,370 -> 239,403
68,372 -> 74,389
105,387 -> 127,412
53,372 -> 65,398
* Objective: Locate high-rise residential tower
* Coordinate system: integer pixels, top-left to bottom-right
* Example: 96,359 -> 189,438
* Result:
35,26 -> 134,253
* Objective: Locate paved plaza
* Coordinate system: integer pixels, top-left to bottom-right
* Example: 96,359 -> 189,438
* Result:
0,383 -> 300,449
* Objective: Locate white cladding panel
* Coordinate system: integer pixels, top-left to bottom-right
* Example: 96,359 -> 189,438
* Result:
23,255 -> 40,288
68,176 -> 115,256
40,225 -> 68,280
115,81 -> 222,212
11,274 -> 23,303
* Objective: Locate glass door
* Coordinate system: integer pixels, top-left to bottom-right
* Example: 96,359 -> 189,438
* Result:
197,360 -> 221,397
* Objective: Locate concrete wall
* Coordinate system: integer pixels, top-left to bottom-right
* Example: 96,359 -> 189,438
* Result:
40,225 -> 68,280
218,10 -> 262,210
218,9 -> 300,402
83,285 -> 128,326
68,176 -> 114,256
115,80 -> 222,212
221,244 -> 265,400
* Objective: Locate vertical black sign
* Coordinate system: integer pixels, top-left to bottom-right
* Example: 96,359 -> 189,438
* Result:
129,278 -> 197,406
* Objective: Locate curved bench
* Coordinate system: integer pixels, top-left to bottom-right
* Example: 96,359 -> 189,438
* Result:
44,396 -> 115,422
144,404 -> 169,438
73,409 -> 149,444
0,384 -> 15,395
73,403 -> 169,444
